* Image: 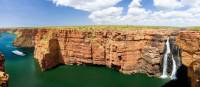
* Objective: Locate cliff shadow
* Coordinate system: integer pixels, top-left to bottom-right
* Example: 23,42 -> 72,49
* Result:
162,65 -> 191,87
41,39 -> 65,70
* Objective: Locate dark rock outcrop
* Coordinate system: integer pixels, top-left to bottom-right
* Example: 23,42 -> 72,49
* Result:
188,59 -> 200,87
162,65 -> 191,87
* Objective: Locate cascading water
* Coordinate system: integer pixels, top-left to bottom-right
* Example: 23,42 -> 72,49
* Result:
160,38 -> 170,79
170,45 -> 181,80
160,37 -> 181,80
170,55 -> 177,80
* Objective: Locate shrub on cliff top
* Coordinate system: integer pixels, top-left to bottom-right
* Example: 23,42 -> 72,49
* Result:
29,25 -> 177,30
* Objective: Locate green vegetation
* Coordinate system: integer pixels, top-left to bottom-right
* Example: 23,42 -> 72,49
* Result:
190,26 -> 200,31
18,25 -> 178,30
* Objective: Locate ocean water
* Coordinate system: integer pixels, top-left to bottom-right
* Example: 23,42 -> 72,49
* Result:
0,32 -> 169,87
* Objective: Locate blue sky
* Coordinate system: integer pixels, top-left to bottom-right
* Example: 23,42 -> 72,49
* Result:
0,0 -> 200,27
0,0 -> 92,27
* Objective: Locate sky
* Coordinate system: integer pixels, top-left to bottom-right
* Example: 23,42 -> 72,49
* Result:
0,0 -> 200,27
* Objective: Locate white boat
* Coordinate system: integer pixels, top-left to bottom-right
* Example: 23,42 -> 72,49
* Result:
12,50 -> 25,56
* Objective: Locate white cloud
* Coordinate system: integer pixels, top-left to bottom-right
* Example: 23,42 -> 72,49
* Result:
180,0 -> 200,7
89,7 -> 123,24
153,0 -> 200,10
127,0 -> 149,17
127,7 -> 149,16
52,0 -> 121,12
153,0 -> 183,10
51,0 -> 200,26
128,0 -> 142,8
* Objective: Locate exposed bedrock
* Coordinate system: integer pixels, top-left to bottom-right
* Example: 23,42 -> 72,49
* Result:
0,54 -> 9,87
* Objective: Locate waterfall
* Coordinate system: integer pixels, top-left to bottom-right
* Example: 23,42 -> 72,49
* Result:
170,55 -> 177,80
160,38 -> 170,79
160,37 -> 181,80
170,45 -> 181,80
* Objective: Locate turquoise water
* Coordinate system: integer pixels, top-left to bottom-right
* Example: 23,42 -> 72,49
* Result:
0,32 -> 169,87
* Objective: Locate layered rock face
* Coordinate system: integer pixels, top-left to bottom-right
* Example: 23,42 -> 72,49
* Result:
13,29 -> 37,48
34,29 -> 180,76
10,28 -> 200,87
12,28 -> 200,77
0,54 -> 8,87
176,31 -> 200,66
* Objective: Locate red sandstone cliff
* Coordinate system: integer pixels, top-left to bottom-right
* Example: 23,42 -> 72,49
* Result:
0,54 -> 8,87
176,31 -> 200,66
13,29 -> 37,48
12,28 -> 200,77
33,29 -> 180,76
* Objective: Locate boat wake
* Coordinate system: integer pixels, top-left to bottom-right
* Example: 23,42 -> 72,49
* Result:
12,50 -> 26,56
